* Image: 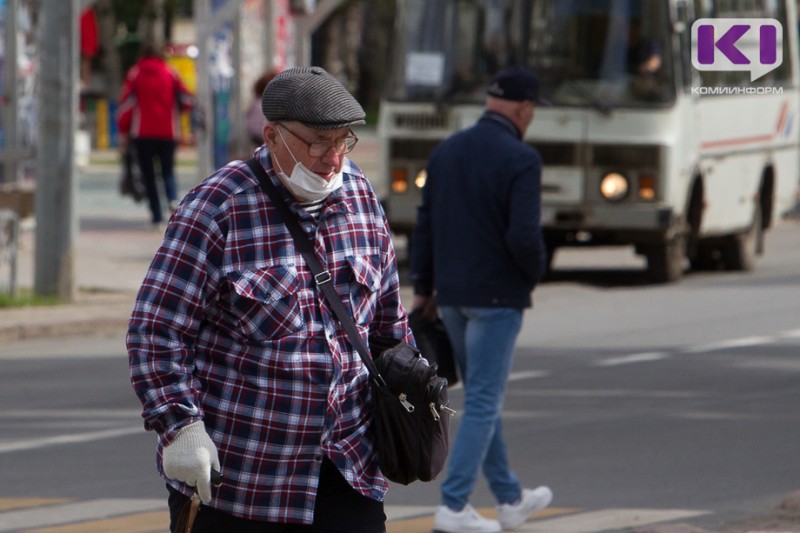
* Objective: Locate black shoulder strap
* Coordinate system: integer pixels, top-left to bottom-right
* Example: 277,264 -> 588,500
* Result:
244,157 -> 385,387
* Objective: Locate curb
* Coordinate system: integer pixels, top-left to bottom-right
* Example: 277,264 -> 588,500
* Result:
0,315 -> 130,344
0,291 -> 134,344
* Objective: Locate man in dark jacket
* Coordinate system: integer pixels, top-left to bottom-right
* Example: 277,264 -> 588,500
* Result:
411,67 -> 551,533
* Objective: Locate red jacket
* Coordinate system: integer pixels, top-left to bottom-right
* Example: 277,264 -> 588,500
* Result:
117,56 -> 194,141
80,8 -> 98,57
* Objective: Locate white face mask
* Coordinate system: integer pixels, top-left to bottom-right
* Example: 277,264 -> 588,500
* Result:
275,128 -> 343,202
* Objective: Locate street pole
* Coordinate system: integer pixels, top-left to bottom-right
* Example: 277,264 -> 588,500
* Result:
193,0 -> 242,177
34,0 -> 79,301
2,0 -> 19,186
295,0 -> 346,66
194,0 -> 213,180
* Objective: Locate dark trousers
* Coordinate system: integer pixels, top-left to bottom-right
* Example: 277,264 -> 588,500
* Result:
167,458 -> 386,533
133,138 -> 178,223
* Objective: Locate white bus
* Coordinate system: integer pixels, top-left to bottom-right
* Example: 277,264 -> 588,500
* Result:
378,0 -> 800,282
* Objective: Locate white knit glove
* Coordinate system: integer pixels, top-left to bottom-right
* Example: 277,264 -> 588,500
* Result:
162,421 -> 221,503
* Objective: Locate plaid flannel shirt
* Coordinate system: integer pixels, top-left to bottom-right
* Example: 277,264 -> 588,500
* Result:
127,146 -> 412,523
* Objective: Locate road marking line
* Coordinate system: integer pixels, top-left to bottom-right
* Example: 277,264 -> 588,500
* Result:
0,499 -> 71,512
779,328 -> 800,339
594,352 -> 669,367
0,499 -> 164,533
508,370 -> 550,382
507,389 -> 705,399
518,508 -> 709,532
0,409 -> 141,419
448,370 -> 548,392
386,507 -> 576,533
681,336 -> 776,353
585,330 -> 800,369
19,511 -> 167,533
384,504 -> 438,521
0,427 -> 143,454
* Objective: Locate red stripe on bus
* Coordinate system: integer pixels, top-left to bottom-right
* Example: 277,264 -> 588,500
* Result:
701,134 -> 774,149
702,101 -> 789,149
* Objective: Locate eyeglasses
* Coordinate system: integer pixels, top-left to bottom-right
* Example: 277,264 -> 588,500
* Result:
277,124 -> 358,157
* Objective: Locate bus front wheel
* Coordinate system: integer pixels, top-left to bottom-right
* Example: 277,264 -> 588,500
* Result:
645,235 -> 686,283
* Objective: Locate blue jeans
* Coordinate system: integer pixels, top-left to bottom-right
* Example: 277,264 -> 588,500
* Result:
439,306 -> 523,511
134,138 -> 178,223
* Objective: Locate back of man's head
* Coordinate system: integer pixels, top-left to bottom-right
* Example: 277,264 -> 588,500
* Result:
485,66 -> 543,104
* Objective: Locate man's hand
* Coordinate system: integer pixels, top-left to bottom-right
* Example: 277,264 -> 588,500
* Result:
162,421 -> 221,502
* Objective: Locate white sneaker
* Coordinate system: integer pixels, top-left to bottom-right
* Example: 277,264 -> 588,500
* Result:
497,486 -> 553,530
433,504 -> 502,533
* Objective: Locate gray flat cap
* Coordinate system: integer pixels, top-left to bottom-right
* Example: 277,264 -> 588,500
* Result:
262,66 -> 366,130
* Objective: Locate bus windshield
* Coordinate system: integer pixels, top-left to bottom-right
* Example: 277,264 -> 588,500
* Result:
384,0 -> 675,109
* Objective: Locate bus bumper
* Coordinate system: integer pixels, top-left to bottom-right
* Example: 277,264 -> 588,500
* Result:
542,204 -> 678,245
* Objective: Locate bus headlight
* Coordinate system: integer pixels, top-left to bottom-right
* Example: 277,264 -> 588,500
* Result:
414,169 -> 427,189
600,172 -> 629,202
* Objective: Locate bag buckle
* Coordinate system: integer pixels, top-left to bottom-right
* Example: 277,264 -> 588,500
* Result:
314,271 -> 332,285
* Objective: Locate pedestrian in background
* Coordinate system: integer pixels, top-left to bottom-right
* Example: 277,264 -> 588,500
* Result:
410,66 -> 552,533
244,70 -> 278,150
117,43 -> 194,229
128,66 -> 411,532
79,3 -> 99,91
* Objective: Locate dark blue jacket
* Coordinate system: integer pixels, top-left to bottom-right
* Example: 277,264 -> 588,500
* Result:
411,111 -> 547,309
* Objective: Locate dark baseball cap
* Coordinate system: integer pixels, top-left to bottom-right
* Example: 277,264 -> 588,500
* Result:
486,66 -> 545,103
262,66 -> 366,130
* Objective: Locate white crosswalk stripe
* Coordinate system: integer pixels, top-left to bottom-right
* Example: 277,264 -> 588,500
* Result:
516,508 -> 709,532
593,327 -> 800,367
0,499 -> 165,532
384,504 -> 437,520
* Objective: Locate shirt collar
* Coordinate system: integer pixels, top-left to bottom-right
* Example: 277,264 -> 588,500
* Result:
480,110 -> 522,139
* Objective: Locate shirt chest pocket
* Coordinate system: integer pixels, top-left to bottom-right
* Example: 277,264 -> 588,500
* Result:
226,266 -> 304,342
346,254 -> 382,326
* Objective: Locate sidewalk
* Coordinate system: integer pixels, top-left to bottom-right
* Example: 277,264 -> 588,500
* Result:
0,128 -> 389,344
0,177 -> 165,343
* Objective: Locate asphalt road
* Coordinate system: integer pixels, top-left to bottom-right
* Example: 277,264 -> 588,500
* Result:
392,220 -> 800,531
2,218 -> 800,532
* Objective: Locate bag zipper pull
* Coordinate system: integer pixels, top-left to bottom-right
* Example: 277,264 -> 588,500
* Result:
429,402 -> 441,421
439,404 -> 456,416
399,393 -> 415,412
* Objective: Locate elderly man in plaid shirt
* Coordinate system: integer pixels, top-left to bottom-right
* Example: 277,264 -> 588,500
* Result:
127,66 -> 412,533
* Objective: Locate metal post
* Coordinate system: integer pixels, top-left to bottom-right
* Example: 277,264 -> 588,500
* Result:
231,11 -> 243,160
264,0 -> 274,71
194,0 -> 243,177
295,0 -> 346,66
34,0 -> 79,301
2,0 -> 19,185
194,0 -> 213,180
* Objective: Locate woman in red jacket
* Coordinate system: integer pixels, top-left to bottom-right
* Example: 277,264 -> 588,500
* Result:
118,44 -> 195,227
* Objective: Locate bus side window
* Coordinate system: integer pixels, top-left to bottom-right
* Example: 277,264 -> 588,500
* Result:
675,1 -> 694,90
